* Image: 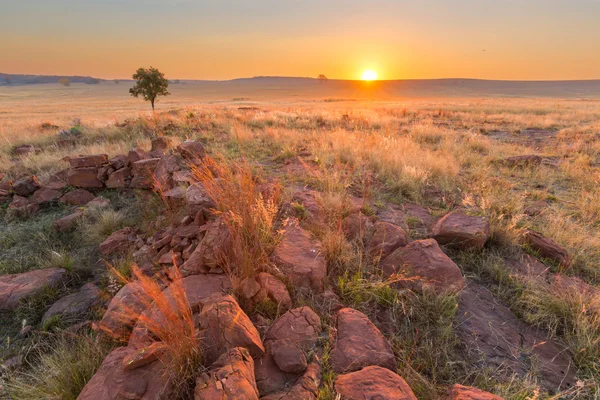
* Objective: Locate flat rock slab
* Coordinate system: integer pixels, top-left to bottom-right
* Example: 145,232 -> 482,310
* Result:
522,230 -> 571,269
42,282 -> 101,325
456,282 -> 576,392
100,282 -> 148,340
380,238 -> 465,293
0,268 -> 66,310
367,221 -> 408,260
431,211 -> 489,250
334,365 -> 417,400
442,384 -> 504,400
271,222 -> 326,292
77,346 -> 171,400
331,308 -> 396,373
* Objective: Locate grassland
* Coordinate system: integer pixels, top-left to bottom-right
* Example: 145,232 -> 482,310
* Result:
1,83 -> 600,399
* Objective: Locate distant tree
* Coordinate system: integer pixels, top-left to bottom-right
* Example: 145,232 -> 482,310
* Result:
58,78 -> 70,87
318,74 -> 328,82
129,67 -> 170,111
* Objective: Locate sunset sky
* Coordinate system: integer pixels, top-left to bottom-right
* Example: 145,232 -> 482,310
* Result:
2,0 -> 599,81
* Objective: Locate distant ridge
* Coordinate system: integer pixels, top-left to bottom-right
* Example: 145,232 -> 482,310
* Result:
0,73 -> 105,85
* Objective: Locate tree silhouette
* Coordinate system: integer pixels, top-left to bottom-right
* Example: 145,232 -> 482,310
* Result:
318,74 -> 328,82
58,78 -> 70,87
129,67 -> 170,111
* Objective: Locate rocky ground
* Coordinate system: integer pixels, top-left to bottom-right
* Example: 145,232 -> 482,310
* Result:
0,102 -> 599,399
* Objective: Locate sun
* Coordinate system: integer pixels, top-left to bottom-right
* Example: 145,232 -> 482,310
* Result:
361,69 -> 378,81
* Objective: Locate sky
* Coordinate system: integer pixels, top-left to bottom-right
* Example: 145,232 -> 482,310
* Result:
1,0 -> 599,81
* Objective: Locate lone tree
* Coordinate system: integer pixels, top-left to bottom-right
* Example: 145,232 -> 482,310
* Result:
318,74 -> 328,81
58,78 -> 70,87
129,67 -> 170,111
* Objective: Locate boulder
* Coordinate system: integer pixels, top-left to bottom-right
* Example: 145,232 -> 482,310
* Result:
8,195 -> 39,216
334,366 -> 417,400
186,183 -> 215,218
330,308 -> 395,373
255,307 -> 322,395
42,283 -> 101,325
108,155 -> 128,170
260,360 -> 321,400
271,222 -> 326,292
151,137 -> 172,152
130,158 -> 161,189
442,384 -> 504,400
181,218 -> 230,275
154,154 -> 181,191
99,227 -> 136,256
270,339 -> 308,374
456,283 -> 576,391
194,347 -> 259,400
522,230 -> 571,269
60,189 -> 95,206
127,148 -> 146,164
55,211 -> 84,232
77,346 -> 171,400
0,268 -> 66,310
177,140 -> 205,162
68,167 -> 104,188
367,221 -> 409,260
431,211 -> 490,250
99,282 -> 147,340
503,154 -> 542,167
342,212 -> 374,242
380,239 -> 465,293
30,187 -> 62,204
67,154 -> 108,168
255,272 -> 292,311
13,144 -> 40,157
198,294 -> 265,363
12,176 -> 40,196
106,167 -> 132,188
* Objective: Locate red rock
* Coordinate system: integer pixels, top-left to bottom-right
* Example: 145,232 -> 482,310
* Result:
13,144 -> 40,157
0,189 -> 10,202
550,274 -> 600,314
177,140 -> 205,162
181,218 -> 231,275
130,158 -> 161,189
67,154 -> 108,168
8,196 -> 39,216
270,339 -> 307,374
109,154 -> 128,170
265,306 -> 322,350
290,190 -> 325,226
77,346 -> 171,400
240,277 -> 262,299
45,173 -> 68,190
194,347 -> 259,400
12,176 -> 40,196
255,272 -> 292,311
106,167 -> 131,188
342,212 -> 374,242
87,197 -> 111,208
163,186 -> 186,206
100,227 -> 136,256
198,294 -> 265,363
0,268 -> 66,310
30,187 -> 62,204
127,148 -> 146,164
99,282 -> 147,340
54,211 -> 83,232
457,283 -> 576,391
68,167 -> 103,188
186,183 -> 215,218
380,239 -> 465,293
331,308 -> 395,373
9,195 -> 29,209
431,211 -> 490,250
334,366 -> 417,400
42,283 -> 101,325
271,221 -> 326,292
522,230 -> 571,269
153,155 -> 180,190
503,154 -> 542,167
260,361 -> 321,400
151,137 -> 172,151
60,189 -> 95,205
504,253 -> 549,283
443,384 -> 504,400
367,221 -> 408,260
122,342 -> 164,371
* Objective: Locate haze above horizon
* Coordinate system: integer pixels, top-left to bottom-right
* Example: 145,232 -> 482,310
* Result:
2,0 -> 599,81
